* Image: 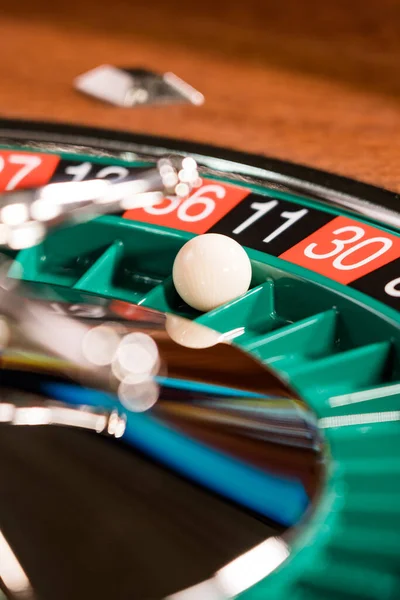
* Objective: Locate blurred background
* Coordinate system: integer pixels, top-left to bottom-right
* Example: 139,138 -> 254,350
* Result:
1,0 -> 400,189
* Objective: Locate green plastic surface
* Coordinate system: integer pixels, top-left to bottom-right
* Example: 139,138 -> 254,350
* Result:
6,148 -> 400,599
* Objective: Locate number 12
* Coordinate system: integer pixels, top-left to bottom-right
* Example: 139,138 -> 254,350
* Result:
232,200 -> 308,242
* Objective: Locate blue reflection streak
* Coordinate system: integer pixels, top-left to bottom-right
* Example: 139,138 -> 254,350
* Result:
155,376 -> 267,398
43,382 -> 308,527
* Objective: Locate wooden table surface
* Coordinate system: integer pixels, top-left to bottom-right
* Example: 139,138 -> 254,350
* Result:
1,0 -> 400,191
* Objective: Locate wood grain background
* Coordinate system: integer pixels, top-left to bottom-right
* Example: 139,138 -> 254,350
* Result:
0,1 -> 400,190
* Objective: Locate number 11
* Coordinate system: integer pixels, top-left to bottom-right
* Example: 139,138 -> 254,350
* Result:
233,200 -> 308,243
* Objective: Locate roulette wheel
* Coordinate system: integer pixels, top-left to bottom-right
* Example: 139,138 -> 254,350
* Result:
1,3 -> 400,599
0,119 -> 399,600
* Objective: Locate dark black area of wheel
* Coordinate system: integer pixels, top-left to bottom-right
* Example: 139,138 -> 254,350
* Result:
0,425 -> 279,600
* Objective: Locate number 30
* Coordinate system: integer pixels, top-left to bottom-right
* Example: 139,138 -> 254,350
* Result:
304,225 -> 392,271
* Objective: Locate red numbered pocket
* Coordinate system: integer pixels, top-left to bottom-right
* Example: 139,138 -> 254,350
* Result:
279,215 -> 400,284
123,181 -> 250,234
0,150 -> 60,191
